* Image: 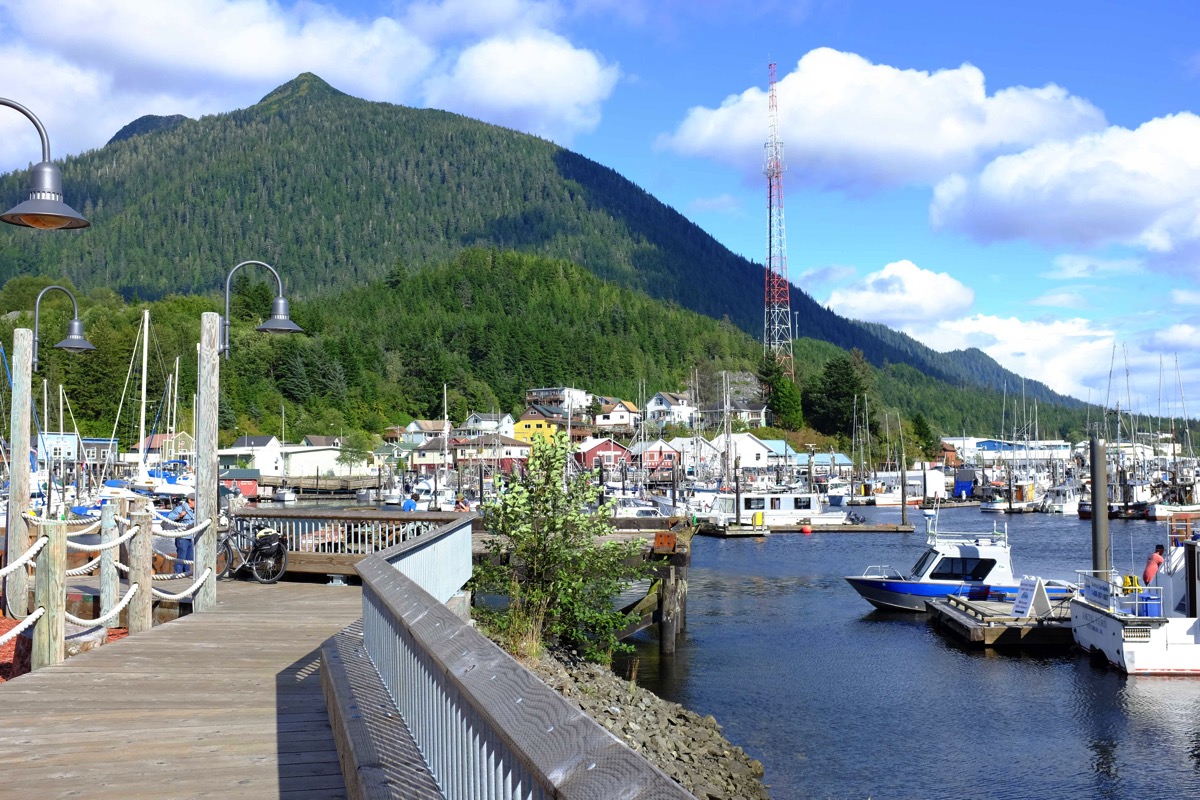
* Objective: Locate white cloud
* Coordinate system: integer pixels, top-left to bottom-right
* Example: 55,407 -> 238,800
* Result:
422,31 -> 618,142
1170,288 -> 1200,305
931,113 -> 1200,254
1150,324 -> 1200,351
1031,290 -> 1088,309
1043,253 -> 1143,280
0,0 -> 617,169
824,259 -> 973,327
798,264 -> 856,289
659,47 -> 1105,192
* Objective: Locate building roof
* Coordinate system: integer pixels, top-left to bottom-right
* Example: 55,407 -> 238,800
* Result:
654,391 -> 691,407
409,419 -> 450,433
761,440 -> 800,458
230,435 -> 278,449
458,434 -> 529,448
303,435 -> 341,447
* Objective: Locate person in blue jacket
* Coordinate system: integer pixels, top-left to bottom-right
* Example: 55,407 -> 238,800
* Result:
169,494 -> 196,576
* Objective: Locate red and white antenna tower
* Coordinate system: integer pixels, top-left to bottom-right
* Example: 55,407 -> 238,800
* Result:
763,61 -> 794,382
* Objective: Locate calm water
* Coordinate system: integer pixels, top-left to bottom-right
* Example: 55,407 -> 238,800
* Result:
616,506 -> 1200,799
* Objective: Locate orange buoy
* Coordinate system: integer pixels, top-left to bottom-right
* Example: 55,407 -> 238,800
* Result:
801,525 -> 813,535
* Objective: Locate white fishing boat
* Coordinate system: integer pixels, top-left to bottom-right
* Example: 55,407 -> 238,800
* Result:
979,479 -> 1040,513
845,507 -> 1075,612
706,488 -> 848,529
1070,515 -> 1200,674
1040,482 -> 1081,515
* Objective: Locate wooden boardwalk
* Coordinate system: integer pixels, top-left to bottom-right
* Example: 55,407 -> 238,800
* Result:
0,581 -> 363,799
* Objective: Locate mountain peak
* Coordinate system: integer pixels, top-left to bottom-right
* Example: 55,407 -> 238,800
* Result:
107,114 -> 190,146
256,73 -> 347,110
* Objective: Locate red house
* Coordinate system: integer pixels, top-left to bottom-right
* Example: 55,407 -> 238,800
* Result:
576,437 -> 630,473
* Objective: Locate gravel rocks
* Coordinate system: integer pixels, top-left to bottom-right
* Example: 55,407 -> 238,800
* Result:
526,647 -> 771,799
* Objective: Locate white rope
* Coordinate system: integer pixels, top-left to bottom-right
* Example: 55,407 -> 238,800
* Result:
153,571 -> 192,581
150,568 -> 211,601
25,516 -> 101,530
65,524 -> 138,552
0,606 -> 45,647
0,536 -> 49,579
65,556 -> 102,577
151,548 -> 192,566
64,584 -> 138,628
64,519 -> 103,536
113,561 -> 130,573
152,517 -> 211,540
116,516 -> 132,526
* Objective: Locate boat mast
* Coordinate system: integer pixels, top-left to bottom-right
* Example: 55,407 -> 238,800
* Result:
137,309 -> 149,475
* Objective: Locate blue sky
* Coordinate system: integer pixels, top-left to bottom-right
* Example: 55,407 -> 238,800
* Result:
1,1 -> 1199,417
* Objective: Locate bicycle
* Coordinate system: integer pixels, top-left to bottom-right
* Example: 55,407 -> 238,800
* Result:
216,522 -> 288,584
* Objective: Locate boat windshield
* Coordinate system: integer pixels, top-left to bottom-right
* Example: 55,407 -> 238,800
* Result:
910,548 -> 938,579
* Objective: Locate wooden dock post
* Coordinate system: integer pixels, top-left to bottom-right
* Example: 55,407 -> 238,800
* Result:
4,329 -> 32,618
659,564 -> 678,655
31,520 -> 65,670
194,312 -> 220,612
99,503 -> 117,624
129,500 -> 153,634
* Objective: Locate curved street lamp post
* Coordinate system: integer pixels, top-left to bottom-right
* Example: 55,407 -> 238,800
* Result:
2,98 -> 90,626
193,261 -> 301,610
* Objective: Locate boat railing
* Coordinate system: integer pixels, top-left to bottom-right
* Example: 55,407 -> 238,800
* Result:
1076,569 -> 1165,616
860,565 -> 905,579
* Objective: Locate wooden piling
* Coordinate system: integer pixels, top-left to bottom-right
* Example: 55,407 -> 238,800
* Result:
99,503 -> 117,625
31,520 -> 65,670
194,311 -> 220,612
5,329 -> 32,617
659,564 -> 678,655
129,500 -> 153,634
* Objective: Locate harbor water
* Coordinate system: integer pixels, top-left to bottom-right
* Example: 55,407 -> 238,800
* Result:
616,505 -> 1200,799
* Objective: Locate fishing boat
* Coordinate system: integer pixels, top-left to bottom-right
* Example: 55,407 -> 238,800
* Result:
705,487 -> 848,529
1040,482 -> 1081,515
1070,514 -> 1200,674
844,508 -> 1075,612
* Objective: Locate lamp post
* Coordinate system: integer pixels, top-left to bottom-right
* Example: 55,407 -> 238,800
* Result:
2,99 -> 90,620
193,261 -> 302,611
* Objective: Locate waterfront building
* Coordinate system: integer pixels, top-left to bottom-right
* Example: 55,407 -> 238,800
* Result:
645,391 -> 697,427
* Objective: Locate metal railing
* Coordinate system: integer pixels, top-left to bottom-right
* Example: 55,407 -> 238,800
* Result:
353,514 -> 693,799
230,506 -> 452,556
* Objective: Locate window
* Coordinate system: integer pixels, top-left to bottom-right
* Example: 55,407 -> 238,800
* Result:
792,497 -> 813,510
744,498 -> 765,510
929,557 -> 996,581
86,448 -> 97,460
910,549 -> 939,579
770,497 -> 781,510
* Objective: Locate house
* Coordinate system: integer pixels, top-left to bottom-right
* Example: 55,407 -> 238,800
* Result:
452,434 -> 530,472
628,438 -> 680,474
219,467 -> 260,499
710,432 -> 773,475
37,432 -> 81,468
382,425 -> 405,443
644,391 -> 696,427
219,435 -> 284,476
666,436 -> 722,478
80,437 -> 120,469
525,387 -> 592,413
412,437 -> 454,475
698,399 -> 770,429
577,437 -> 631,473
303,434 -> 342,448
130,431 -> 195,467
404,420 -> 450,445
760,439 -> 802,473
453,412 -> 515,439
594,400 -> 641,435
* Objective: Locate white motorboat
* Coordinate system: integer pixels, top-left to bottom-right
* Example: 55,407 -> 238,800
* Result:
1041,482 -> 1081,515
1070,515 -> 1200,674
845,508 -> 1075,612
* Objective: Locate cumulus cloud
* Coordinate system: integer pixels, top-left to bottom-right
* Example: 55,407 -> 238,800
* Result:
931,113 -> 1200,254
659,47 -> 1105,192
824,259 -> 974,327
1030,290 -> 1088,309
0,0 -> 617,168
1149,323 -> 1200,351
1170,288 -> 1200,305
798,264 -> 857,289
422,30 -> 618,142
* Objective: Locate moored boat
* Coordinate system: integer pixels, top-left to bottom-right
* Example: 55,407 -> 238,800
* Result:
706,487 -> 847,529
844,507 -> 1075,612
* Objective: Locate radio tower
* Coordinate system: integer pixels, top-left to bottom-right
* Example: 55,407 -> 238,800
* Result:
763,62 -> 794,382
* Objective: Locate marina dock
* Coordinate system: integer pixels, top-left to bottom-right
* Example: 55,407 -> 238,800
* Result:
705,522 -> 916,537
926,594 -> 1075,648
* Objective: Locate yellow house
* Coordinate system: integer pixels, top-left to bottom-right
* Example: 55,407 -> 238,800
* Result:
513,404 -> 565,444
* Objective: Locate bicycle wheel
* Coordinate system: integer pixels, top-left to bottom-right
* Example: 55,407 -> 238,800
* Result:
250,546 -> 287,584
215,538 -> 234,579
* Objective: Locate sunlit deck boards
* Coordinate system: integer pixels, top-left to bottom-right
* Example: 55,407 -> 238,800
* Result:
0,581 -> 363,799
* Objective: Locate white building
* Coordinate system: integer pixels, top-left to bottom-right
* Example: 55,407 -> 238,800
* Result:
525,387 -> 592,413
667,436 -> 722,477
710,432 -> 773,474
595,400 -> 641,434
645,391 -> 696,427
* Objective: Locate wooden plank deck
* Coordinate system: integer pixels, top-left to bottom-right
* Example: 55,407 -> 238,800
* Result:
0,580 -> 363,799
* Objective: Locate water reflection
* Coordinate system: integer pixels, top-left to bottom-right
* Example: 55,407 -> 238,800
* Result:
615,509 -> 1200,798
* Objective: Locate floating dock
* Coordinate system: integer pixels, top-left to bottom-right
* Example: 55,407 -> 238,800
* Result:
926,594 -> 1075,648
703,522 -> 915,537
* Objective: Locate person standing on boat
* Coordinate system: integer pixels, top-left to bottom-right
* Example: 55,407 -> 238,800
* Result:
1143,543 -> 1165,585
169,494 -> 196,576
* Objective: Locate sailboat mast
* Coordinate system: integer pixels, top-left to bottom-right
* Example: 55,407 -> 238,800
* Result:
138,309 -> 149,471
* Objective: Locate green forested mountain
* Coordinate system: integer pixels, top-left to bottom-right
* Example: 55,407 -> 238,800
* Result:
0,72 -> 1081,413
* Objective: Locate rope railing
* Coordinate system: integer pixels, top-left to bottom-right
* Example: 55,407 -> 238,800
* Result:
26,516 -> 102,533
152,517 -> 211,539
0,535 -> 48,579
64,584 -> 139,629
150,568 -> 212,601
65,524 -> 139,552
0,607 -> 45,648
65,556 -> 102,577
